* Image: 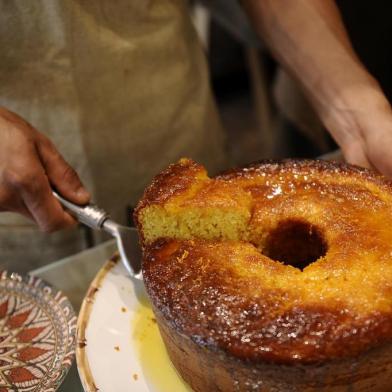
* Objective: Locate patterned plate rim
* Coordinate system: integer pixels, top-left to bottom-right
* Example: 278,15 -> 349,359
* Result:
0,270 -> 77,391
76,254 -> 120,392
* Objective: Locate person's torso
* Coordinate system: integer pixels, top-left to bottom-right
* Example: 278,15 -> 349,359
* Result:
0,0 -> 227,270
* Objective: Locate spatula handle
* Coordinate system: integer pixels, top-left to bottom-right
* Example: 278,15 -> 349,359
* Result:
52,191 -> 109,230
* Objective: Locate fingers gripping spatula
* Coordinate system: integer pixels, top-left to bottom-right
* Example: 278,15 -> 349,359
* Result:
53,191 -> 142,280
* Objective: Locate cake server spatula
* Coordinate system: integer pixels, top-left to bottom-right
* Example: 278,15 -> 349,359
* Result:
53,191 -> 143,280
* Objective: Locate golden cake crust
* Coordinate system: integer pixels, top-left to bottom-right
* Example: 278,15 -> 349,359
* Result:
135,158 -> 392,221
144,238 -> 392,364
135,159 -> 392,389
136,158 -> 207,208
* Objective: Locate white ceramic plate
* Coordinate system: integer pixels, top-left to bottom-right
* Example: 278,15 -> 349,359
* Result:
76,255 -> 192,392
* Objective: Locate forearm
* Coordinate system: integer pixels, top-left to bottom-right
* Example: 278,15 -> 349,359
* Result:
242,0 -> 390,149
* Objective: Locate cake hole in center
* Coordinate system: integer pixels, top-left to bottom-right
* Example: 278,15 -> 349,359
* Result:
262,219 -> 327,270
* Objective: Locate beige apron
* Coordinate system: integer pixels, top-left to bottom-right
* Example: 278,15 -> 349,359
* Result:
0,0 -> 227,272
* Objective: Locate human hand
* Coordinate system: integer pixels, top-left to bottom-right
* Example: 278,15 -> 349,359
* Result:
320,88 -> 392,178
241,0 -> 392,178
0,107 -> 90,231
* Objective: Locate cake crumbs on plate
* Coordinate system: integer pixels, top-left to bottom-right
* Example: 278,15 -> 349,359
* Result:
121,307 -> 127,313
133,373 -> 138,381
114,346 -> 120,351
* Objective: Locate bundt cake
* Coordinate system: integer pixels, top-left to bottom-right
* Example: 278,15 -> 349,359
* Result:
135,158 -> 392,391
